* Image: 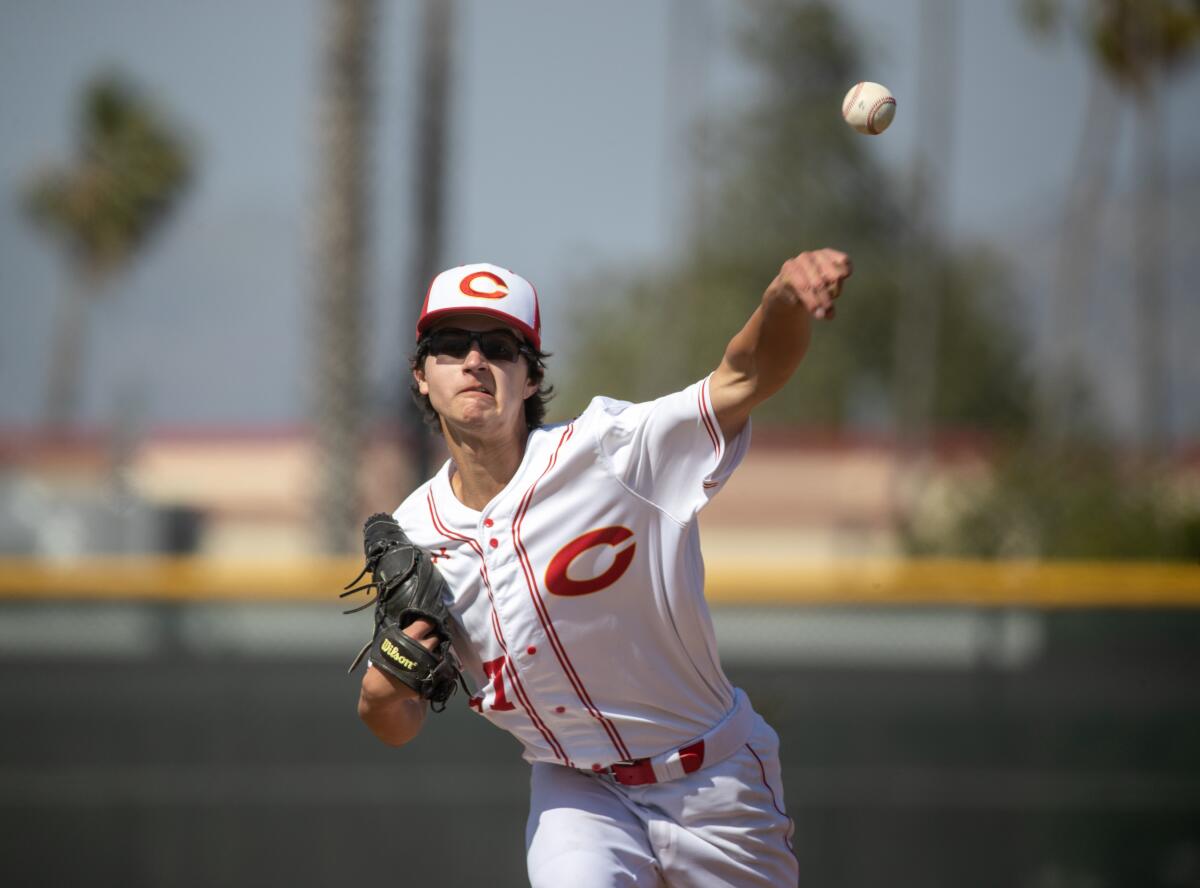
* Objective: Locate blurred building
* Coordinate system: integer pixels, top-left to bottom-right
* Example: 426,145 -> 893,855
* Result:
0,425 -> 1003,558
6,423 -> 1200,559
0,427 -> 414,557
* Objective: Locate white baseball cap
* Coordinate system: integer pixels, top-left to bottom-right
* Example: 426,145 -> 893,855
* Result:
416,262 -> 542,349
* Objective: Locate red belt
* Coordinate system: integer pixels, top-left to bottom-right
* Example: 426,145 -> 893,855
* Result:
583,689 -> 756,787
591,740 -> 705,786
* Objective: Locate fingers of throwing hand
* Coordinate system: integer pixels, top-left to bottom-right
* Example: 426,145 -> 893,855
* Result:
825,249 -> 852,278
818,251 -> 851,290
804,255 -> 840,313
776,250 -> 851,319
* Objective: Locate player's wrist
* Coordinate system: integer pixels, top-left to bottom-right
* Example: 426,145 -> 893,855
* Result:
363,662 -> 420,702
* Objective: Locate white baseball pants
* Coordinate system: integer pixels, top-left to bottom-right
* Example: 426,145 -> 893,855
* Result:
525,716 -> 798,887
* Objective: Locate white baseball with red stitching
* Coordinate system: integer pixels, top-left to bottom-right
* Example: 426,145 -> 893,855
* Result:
842,81 -> 896,135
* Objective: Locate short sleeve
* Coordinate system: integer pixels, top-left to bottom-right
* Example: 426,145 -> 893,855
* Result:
589,375 -> 751,524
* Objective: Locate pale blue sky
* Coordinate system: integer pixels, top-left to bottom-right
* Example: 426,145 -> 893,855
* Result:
2,0 -> 1198,438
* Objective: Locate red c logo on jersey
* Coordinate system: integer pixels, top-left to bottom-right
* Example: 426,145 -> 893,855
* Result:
545,526 -> 636,597
459,271 -> 508,300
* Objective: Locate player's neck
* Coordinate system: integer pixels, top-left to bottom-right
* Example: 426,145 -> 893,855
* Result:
443,425 -> 528,511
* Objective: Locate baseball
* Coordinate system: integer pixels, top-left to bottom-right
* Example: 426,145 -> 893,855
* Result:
842,81 -> 896,135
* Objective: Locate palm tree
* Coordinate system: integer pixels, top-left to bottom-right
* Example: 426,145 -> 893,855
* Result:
313,0 -> 376,553
402,0 -> 456,485
1021,0 -> 1200,453
23,72 -> 193,430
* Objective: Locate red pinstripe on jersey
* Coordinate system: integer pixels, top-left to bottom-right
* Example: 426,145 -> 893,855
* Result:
697,377 -> 720,456
426,491 -> 572,767
512,423 -> 633,761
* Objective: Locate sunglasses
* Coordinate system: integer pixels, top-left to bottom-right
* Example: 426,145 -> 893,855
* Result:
424,327 -> 530,363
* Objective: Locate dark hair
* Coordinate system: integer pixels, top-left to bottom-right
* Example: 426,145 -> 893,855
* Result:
409,337 -> 554,435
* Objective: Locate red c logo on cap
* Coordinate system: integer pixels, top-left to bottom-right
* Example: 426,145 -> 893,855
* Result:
545,527 -> 636,597
459,271 -> 509,300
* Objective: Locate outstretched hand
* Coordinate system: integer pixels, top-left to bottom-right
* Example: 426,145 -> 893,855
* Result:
768,249 -> 852,320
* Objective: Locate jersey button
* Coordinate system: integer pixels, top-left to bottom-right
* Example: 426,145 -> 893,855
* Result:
483,518 -> 494,528
526,646 -> 537,655
555,706 -> 566,714
489,538 -> 499,549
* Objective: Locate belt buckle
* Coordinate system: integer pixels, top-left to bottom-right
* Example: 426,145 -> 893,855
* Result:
588,764 -> 619,784
610,758 -> 657,786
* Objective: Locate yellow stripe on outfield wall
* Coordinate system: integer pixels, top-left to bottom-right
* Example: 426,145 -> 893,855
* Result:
0,557 -> 1199,607
704,559 -> 1200,607
0,558 -> 360,602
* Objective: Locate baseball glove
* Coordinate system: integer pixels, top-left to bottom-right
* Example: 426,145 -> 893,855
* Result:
341,513 -> 465,711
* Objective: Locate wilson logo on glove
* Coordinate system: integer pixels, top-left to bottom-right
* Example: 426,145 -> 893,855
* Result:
381,638 -> 417,670
341,513 -> 468,711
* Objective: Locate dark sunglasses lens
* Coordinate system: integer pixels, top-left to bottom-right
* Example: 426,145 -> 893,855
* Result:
479,333 -> 520,362
427,329 -> 522,362
428,330 -> 473,358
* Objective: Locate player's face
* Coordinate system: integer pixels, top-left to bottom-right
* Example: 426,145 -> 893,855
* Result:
415,315 -> 537,440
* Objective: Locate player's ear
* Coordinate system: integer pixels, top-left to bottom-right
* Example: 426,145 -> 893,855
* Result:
413,364 -> 429,396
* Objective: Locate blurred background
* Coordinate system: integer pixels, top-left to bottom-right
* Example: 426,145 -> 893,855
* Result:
1,0 -> 1199,885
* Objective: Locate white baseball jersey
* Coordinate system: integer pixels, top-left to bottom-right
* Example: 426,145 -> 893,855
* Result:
392,375 -> 751,770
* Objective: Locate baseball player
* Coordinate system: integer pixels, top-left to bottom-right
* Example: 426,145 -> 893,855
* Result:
353,251 -> 851,887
